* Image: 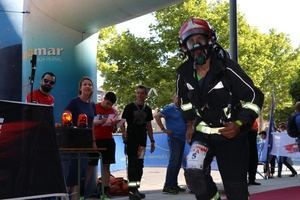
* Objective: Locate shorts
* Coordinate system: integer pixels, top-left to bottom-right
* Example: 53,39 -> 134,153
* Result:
89,138 -> 116,165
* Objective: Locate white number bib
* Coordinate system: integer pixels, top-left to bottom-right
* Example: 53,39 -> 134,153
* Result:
186,142 -> 208,169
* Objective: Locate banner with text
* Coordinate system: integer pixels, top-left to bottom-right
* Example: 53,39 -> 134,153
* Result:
270,131 -> 300,158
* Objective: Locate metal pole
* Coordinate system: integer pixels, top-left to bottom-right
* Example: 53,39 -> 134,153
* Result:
229,0 -> 238,62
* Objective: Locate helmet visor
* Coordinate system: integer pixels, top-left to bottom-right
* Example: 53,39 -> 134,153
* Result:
186,34 -> 208,51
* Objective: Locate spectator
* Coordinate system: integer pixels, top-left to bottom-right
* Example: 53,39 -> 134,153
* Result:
121,85 -> 155,200
26,72 -> 56,105
154,95 -> 187,194
89,91 -> 118,197
63,76 -> 96,199
294,102 -> 300,151
258,131 -> 276,179
277,123 -> 297,177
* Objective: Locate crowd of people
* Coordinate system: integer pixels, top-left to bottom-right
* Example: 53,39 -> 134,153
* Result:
27,76 -> 158,200
258,122 -> 298,180
26,17 -> 300,200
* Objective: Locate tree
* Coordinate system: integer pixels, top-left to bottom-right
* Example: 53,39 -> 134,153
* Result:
97,0 -> 300,120
98,29 -> 174,109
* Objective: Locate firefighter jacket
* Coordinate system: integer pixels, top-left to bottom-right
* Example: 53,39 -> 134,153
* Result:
176,52 -> 264,129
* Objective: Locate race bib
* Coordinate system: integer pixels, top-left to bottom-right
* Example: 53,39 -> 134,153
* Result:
186,142 -> 208,169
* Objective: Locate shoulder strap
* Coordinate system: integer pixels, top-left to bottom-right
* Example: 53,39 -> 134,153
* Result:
134,102 -> 146,111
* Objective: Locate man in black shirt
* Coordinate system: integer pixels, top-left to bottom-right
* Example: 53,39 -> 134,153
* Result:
121,85 -> 155,200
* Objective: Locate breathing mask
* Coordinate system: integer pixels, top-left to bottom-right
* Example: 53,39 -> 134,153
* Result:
187,41 -> 209,66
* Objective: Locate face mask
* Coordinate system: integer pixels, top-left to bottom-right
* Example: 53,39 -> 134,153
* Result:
193,48 -> 208,66
187,41 -> 209,65
194,53 -> 207,65
41,85 -> 52,93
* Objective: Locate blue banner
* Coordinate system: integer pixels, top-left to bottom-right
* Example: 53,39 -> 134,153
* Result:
110,133 -> 190,172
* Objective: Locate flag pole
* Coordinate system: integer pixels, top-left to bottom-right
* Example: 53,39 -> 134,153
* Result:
265,90 -> 276,178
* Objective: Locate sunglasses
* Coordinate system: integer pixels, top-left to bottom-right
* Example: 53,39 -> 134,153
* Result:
43,79 -> 55,85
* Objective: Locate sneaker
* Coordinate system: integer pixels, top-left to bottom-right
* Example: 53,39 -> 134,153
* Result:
162,186 -> 179,194
101,194 -> 111,200
136,190 -> 145,199
175,185 -> 186,192
289,173 -> 297,177
129,191 -> 141,200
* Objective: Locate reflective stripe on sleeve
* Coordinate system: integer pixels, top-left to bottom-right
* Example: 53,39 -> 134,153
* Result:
242,102 -> 261,115
223,107 -> 231,119
181,103 -> 193,111
196,121 -> 223,135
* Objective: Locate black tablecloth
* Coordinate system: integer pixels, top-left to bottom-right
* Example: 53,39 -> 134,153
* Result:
56,126 -> 93,148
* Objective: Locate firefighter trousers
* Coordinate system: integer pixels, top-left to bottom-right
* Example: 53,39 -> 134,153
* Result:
185,132 -> 249,200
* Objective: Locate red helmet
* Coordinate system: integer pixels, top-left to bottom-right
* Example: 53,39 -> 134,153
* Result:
179,18 -> 214,45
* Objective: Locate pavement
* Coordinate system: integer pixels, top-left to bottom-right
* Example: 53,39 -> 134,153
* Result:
109,164 -> 300,200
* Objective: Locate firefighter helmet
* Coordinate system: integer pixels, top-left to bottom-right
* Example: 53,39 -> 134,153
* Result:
179,18 -> 216,51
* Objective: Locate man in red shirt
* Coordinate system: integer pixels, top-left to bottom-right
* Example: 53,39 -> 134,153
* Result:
89,92 -> 117,197
26,72 -> 56,105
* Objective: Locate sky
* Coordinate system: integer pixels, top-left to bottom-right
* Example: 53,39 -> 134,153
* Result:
116,0 -> 300,47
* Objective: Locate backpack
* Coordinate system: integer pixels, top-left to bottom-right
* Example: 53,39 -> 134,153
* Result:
109,176 -> 129,196
287,113 -> 300,138
97,175 -> 129,196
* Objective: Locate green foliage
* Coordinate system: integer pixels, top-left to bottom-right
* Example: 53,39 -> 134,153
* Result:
97,29 -> 174,109
289,67 -> 300,103
97,0 -> 300,121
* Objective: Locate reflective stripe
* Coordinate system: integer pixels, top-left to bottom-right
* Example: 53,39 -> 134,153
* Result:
181,103 -> 193,111
186,83 -> 194,90
196,110 -> 202,117
196,121 -> 223,135
223,107 -> 231,118
128,182 -> 138,187
210,191 -> 220,200
242,102 -> 260,115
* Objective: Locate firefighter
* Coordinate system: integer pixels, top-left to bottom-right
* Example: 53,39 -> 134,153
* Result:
176,18 -> 264,200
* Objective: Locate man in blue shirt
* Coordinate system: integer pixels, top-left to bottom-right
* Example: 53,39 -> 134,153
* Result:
154,95 -> 187,194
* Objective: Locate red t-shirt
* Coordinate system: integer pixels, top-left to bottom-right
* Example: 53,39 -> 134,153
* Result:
26,89 -> 54,105
94,103 -> 117,140
252,120 -> 258,131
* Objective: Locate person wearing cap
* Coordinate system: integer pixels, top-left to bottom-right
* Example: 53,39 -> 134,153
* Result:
176,17 -> 264,200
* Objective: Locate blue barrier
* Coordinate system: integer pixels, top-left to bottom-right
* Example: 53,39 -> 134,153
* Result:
108,133 -> 190,171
